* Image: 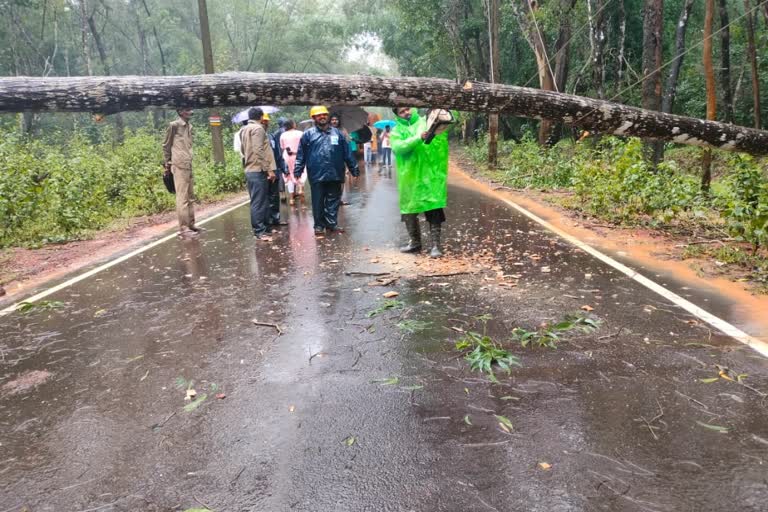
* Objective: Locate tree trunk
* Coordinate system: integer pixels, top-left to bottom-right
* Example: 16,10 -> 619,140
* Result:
79,0 -> 92,76
617,0 -> 626,89
550,0 -> 577,144
587,0 -> 607,100
197,0 -> 225,165
702,0 -> 717,193
1,73 -> 767,155
744,0 -> 761,129
86,8 -> 124,142
662,0 -> 695,114
487,0 -> 500,167
641,0 -> 664,166
718,0 -> 734,123
513,0 -> 557,145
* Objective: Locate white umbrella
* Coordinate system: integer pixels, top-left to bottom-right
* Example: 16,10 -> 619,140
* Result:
231,106 -> 281,124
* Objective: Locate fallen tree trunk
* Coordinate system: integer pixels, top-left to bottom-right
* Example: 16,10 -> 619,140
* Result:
1,72 -> 767,155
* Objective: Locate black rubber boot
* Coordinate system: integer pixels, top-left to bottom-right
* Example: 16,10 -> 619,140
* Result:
399,214 -> 422,253
428,222 -> 443,258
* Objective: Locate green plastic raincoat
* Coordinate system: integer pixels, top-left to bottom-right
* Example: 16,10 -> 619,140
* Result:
390,111 -> 449,215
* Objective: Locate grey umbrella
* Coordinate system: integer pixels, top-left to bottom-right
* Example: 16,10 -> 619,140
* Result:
328,105 -> 369,132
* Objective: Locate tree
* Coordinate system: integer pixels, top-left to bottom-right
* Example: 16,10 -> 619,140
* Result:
641,0 -> 664,166
718,0 -> 734,123
743,0 -> 762,129
702,0 -> 717,192
662,0 -> 695,115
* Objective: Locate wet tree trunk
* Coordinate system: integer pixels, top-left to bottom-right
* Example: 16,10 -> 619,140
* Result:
1,73 -> 768,155
487,0 -> 500,167
702,0 -> 717,193
662,0 -> 695,114
718,0 -> 734,123
550,0 -> 577,144
642,0 -> 664,166
744,0 -> 762,129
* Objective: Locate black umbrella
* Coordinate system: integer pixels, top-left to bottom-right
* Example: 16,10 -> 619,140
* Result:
162,171 -> 175,194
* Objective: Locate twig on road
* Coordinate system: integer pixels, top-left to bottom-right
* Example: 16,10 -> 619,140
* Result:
345,271 -> 392,277
193,495 -> 214,511
461,440 -> 510,448
252,319 -> 283,335
230,466 -> 246,487
418,271 -> 472,278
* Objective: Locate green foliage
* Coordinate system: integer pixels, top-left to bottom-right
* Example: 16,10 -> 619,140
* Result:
17,300 -> 65,313
511,315 -> 600,349
366,299 -> 405,318
455,331 -> 521,381
717,156 -> 768,251
0,128 -> 245,249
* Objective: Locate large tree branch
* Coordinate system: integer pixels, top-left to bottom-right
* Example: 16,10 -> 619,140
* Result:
0,72 -> 767,154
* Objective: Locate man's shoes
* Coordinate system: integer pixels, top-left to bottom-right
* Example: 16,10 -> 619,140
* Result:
179,228 -> 199,237
314,227 -> 326,236
272,220 -> 289,226
327,226 -> 345,233
189,226 -> 201,232
254,233 -> 273,242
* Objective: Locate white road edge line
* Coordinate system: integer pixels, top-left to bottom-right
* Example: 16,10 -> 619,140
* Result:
493,193 -> 768,358
0,198 -> 250,316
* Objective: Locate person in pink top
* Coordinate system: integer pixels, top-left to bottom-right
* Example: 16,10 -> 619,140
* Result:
279,119 -> 306,205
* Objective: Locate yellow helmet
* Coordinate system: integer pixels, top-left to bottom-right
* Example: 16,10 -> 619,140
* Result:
310,105 -> 329,117
261,112 -> 271,121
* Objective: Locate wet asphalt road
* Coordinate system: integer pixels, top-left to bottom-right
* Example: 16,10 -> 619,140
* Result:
2,163 -> 768,512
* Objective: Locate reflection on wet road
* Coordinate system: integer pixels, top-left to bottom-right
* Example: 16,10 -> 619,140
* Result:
2,162 -> 768,512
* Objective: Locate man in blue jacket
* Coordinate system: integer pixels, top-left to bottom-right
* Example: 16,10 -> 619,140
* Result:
294,105 -> 359,235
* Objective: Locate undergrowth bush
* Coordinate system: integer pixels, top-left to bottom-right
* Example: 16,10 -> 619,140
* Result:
0,128 -> 245,248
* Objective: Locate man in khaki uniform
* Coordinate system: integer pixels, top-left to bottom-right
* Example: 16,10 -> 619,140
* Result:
162,108 -> 197,236
241,107 -> 277,241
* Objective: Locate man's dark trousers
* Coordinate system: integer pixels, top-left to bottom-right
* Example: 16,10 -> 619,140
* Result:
268,178 -> 281,225
246,172 -> 270,235
310,181 -> 343,229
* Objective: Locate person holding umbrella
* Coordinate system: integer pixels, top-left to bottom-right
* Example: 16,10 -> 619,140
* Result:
390,107 -> 449,258
294,106 -> 359,235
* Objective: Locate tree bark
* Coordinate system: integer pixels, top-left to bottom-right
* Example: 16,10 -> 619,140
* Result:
744,0 -> 761,129
718,0 -> 734,123
197,0 -> 225,164
86,6 -> 124,142
702,0 -> 717,193
661,0 -> 695,114
487,0 -> 500,168
513,0 -> 557,145
641,0 -> 664,166
1,73 -> 767,154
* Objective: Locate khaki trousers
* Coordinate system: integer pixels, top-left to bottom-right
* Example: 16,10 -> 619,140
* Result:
172,166 -> 195,230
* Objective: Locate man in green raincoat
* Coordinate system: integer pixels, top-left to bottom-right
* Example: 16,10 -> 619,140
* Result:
390,107 -> 450,258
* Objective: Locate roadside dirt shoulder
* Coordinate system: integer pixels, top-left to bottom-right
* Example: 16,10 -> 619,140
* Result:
450,155 -> 768,338
0,193 -> 248,301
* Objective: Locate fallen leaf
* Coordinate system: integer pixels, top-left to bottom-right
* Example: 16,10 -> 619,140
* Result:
140,370 -> 149,382
383,291 -> 400,298
343,435 -> 356,446
371,377 -> 399,386
540,266 -> 551,273
94,309 -> 107,317
289,405 -> 295,412
538,462 -> 552,470
464,414 -> 472,425
500,395 -> 520,401
581,305 -> 594,312
718,370 -> 734,382
699,377 -> 720,383
696,421 -> 729,433
496,415 -> 514,433
184,393 -> 208,412
186,388 -> 197,400
215,393 -> 226,399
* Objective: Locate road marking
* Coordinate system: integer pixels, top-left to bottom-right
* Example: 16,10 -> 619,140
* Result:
0,199 -> 249,316
490,189 -> 768,358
